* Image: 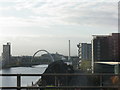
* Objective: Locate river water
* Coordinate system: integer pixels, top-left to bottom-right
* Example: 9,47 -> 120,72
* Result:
0,65 -> 48,87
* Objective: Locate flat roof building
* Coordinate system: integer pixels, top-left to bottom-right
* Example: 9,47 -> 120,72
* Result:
92,33 -> 120,62
2,42 -> 11,65
92,33 -> 120,73
77,43 -> 92,60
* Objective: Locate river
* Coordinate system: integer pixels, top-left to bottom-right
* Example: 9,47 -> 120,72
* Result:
0,65 -> 48,87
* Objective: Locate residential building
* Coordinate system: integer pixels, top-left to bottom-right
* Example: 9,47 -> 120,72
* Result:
77,43 -> 92,60
110,33 -> 120,61
92,33 -> 120,73
2,42 -> 11,65
92,33 -> 120,62
92,35 -> 110,61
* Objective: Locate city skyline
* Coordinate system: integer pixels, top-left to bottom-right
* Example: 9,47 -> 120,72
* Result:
0,0 -> 118,56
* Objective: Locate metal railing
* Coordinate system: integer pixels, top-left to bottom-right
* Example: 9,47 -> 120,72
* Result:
0,73 -> 120,90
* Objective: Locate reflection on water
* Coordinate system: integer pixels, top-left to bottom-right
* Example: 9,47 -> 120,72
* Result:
0,65 -> 48,87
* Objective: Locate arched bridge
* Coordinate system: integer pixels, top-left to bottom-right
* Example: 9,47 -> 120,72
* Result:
31,49 -> 55,63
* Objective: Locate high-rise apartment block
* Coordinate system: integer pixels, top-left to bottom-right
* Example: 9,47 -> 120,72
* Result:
2,42 -> 11,64
77,43 -> 92,60
92,33 -> 120,62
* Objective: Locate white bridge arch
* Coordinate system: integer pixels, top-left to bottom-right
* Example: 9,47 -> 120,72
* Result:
32,49 -> 54,63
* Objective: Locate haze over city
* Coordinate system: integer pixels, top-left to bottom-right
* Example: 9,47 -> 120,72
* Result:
0,0 -> 119,56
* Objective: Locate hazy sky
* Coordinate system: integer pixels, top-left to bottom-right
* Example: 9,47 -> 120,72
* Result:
0,0 -> 119,56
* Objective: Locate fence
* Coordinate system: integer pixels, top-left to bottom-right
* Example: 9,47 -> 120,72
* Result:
0,73 -> 120,90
